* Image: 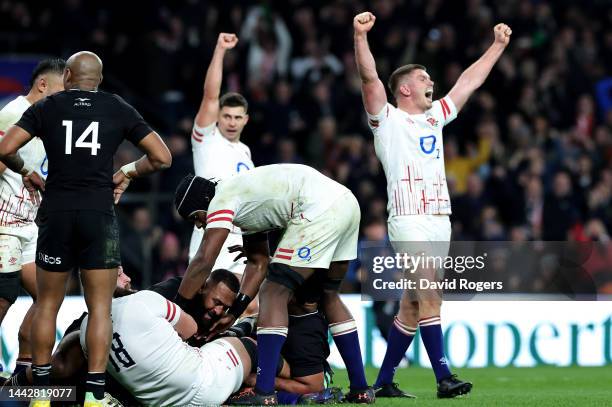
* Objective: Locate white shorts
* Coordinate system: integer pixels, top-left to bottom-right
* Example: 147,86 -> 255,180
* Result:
0,224 -> 37,273
189,227 -> 246,274
271,192 -> 360,269
190,339 -> 244,406
388,215 -> 451,258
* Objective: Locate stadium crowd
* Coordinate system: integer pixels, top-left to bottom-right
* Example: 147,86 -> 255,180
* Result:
2,0 -> 611,292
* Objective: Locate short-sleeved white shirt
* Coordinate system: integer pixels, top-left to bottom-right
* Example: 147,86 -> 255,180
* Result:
191,122 -> 254,179
0,96 -> 47,237
367,96 -> 458,216
205,164 -> 350,234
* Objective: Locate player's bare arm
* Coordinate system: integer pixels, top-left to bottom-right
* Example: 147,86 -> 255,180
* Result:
353,12 -> 387,115
172,306 -> 198,340
447,23 -> 512,112
194,33 -> 239,128
0,125 -> 34,174
274,375 -> 325,394
178,227 -> 230,300
207,233 -> 269,338
0,124 -> 45,202
245,365 -> 324,394
113,131 -> 172,203
238,233 -> 270,300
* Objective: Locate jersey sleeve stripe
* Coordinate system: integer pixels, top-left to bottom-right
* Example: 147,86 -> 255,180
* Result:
192,132 -> 203,143
165,300 -> 171,320
277,248 -> 294,254
207,209 -> 235,219
207,216 -> 234,224
440,99 -> 450,119
169,302 -> 177,322
193,128 -> 205,139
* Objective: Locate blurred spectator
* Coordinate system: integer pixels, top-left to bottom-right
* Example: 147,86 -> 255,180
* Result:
240,5 -> 292,87
445,120 -> 494,195
542,171 -> 580,240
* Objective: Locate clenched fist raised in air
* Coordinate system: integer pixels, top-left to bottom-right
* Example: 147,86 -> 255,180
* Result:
493,23 -> 512,47
216,33 -> 238,50
354,12 -> 376,35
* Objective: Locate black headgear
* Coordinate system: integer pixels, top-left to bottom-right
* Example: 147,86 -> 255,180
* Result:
174,174 -> 217,219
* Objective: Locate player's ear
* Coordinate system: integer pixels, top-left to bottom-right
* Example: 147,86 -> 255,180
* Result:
63,68 -> 71,88
36,77 -> 47,94
399,84 -> 410,97
98,73 -> 103,86
243,113 -> 249,125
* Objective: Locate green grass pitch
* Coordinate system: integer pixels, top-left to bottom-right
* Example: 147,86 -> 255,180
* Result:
330,366 -> 612,406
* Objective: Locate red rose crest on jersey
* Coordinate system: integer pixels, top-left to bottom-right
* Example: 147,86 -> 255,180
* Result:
427,117 -> 439,127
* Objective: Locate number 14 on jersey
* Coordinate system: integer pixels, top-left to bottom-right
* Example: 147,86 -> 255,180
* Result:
62,120 -> 101,155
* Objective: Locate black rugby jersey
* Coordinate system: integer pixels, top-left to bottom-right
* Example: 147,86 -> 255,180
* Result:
16,89 -> 152,212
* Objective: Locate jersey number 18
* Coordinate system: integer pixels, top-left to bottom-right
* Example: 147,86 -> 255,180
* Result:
108,332 -> 136,372
62,120 -> 101,155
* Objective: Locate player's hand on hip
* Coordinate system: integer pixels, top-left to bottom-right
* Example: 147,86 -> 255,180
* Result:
354,12 -> 376,34
217,33 -> 238,50
22,172 -> 44,205
493,23 -> 512,46
113,169 -> 131,204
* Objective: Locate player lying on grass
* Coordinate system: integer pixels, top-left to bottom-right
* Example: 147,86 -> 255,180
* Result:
174,164 -> 374,405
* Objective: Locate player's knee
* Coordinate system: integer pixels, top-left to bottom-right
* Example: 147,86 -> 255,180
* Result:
398,299 -> 418,322
418,299 -> 442,316
86,298 -> 113,316
264,263 -> 305,294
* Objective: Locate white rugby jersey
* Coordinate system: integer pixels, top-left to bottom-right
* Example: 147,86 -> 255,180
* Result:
101,291 -> 208,406
367,96 -> 458,216
0,96 -> 46,235
191,122 -> 254,179
205,164 -> 350,233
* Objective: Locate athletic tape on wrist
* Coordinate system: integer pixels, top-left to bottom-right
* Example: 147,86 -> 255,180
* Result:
120,161 -> 137,179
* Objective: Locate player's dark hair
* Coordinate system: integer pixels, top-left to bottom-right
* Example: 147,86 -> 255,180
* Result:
219,92 -> 248,112
29,58 -> 66,87
388,64 -> 427,98
174,174 -> 217,219
208,269 -> 240,293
